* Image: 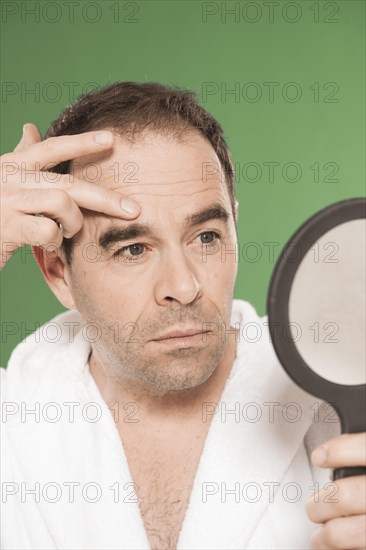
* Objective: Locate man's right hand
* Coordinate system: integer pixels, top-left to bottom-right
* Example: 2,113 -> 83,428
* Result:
0,123 -> 140,270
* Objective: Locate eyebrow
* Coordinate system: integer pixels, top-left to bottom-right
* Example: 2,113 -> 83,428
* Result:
98,203 -> 230,249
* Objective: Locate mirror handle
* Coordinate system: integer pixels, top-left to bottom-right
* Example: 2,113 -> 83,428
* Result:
332,399 -> 366,480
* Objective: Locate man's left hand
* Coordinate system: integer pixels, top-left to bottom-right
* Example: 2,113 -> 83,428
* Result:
306,432 -> 366,549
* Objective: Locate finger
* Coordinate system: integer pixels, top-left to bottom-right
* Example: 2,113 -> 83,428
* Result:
20,172 -> 140,219
61,176 -> 141,219
306,476 -> 366,523
14,123 -> 42,152
17,130 -> 116,170
15,214 -> 64,250
17,188 -> 83,238
310,515 -> 366,549
311,433 -> 366,469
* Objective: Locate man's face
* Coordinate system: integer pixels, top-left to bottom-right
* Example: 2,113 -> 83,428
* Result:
64,131 -> 238,392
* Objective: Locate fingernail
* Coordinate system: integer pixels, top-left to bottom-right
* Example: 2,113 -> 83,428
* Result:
120,198 -> 139,215
22,124 -> 27,134
95,131 -> 113,145
312,446 -> 327,466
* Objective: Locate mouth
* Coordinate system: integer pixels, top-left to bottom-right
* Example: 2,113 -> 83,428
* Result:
150,328 -> 212,348
153,328 -> 211,340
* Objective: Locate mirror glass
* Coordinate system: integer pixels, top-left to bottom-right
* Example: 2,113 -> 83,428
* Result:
288,219 -> 366,386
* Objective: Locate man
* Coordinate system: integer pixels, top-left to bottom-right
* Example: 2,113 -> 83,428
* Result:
1,82 -> 365,549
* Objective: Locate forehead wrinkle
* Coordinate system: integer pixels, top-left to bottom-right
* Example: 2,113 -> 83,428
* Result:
105,176 -> 224,193
105,167 -> 226,198
71,133 -> 225,188
75,160 -> 223,190
123,186 -> 215,201
73,156 -> 224,191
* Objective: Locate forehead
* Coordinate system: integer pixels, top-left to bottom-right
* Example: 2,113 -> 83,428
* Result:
72,131 -> 226,194
71,132 -> 232,236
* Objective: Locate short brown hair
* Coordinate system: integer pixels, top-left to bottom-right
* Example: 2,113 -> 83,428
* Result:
45,81 -> 236,264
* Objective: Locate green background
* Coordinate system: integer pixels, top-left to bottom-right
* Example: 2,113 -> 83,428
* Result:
1,0 -> 365,366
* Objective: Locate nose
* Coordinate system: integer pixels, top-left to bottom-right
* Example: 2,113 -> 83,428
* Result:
154,248 -> 202,306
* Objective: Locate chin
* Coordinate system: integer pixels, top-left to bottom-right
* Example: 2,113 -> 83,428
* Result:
141,360 -> 217,393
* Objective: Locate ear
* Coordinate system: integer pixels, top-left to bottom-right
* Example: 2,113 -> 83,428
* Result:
32,245 -> 76,309
235,199 -> 239,221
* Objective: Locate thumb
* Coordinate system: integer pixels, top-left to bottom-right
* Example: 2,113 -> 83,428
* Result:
14,123 -> 42,152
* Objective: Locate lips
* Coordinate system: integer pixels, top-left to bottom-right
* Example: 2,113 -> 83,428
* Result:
152,328 -> 211,341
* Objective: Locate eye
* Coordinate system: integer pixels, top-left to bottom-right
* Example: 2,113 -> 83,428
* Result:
198,231 -> 220,244
115,243 -> 146,258
126,243 -> 145,256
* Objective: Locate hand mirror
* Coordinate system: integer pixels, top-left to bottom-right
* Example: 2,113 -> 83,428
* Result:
267,198 -> 366,480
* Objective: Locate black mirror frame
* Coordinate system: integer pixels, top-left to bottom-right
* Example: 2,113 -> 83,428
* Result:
267,198 -> 366,479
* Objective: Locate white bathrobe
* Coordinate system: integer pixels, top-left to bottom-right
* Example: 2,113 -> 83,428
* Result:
1,299 -> 340,549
